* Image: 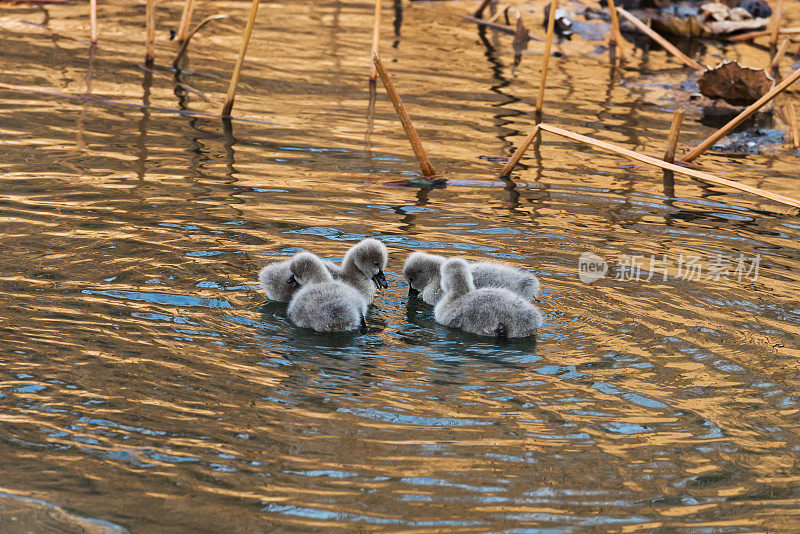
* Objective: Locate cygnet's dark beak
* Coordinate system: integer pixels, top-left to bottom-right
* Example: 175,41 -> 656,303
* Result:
372,269 -> 388,289
408,286 -> 420,298
287,275 -> 299,288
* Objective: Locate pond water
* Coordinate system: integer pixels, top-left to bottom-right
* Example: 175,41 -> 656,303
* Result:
2,0 -> 800,531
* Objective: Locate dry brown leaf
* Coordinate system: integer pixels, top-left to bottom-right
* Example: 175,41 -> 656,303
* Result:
698,61 -> 774,106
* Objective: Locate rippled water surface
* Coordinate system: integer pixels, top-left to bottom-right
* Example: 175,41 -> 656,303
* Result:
2,0 -> 800,531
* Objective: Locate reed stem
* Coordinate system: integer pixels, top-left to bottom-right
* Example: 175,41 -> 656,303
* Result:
222,0 -> 260,117
369,0 -> 382,81
788,104 -> 800,149
90,0 -> 98,43
537,123 -> 800,209
175,0 -> 196,46
663,108 -> 684,163
616,8 -> 703,70
771,39 -> 790,67
500,124 -> 541,176
145,0 -> 156,64
174,14 -> 229,66
770,0 -> 784,47
727,26 -> 800,42
372,53 -> 436,176
681,65 -> 800,162
536,0 -> 558,113
606,0 -> 626,59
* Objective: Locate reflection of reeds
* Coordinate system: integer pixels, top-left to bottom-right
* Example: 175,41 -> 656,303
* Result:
222,0 -> 260,117
606,0 -> 626,59
681,66 -> 800,162
616,8 -> 703,70
663,109 -> 684,163
535,0 -> 557,113
496,122 -> 800,209
145,0 -> 156,64
372,53 -> 436,176
369,0 -> 381,82
175,0 -> 196,46
90,0 -> 98,43
174,14 -> 229,66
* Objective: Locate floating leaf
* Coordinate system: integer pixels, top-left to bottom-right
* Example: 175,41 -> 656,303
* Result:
698,61 -> 774,106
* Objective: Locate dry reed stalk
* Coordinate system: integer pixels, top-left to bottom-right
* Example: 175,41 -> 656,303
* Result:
663,108 -> 685,163
174,14 -> 229,65
536,0 -> 558,113
499,124 -> 541,176
90,0 -> 98,43
770,0 -> 784,47
175,0 -> 196,46
616,8 -> 703,70
681,65 -> 800,162
145,0 -> 156,64
788,104 -> 800,148
222,0 -> 260,117
726,27 -> 800,42
606,0 -> 626,59
369,0 -> 381,82
535,123 -> 800,209
771,39 -> 790,67
372,53 -> 436,176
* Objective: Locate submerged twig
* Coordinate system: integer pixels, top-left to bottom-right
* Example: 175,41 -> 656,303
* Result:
175,0 -> 196,46
616,8 -> 703,70
536,0 -> 558,113
174,14 -> 229,66
499,124 -> 541,176
369,0 -> 382,82
682,65 -> 800,162
145,0 -> 156,64
664,108 -> 684,163
222,0 -> 260,117
372,53 -> 436,176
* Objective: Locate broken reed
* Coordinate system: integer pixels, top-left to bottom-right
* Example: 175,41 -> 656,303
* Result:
616,8 -> 703,70
606,0 -> 626,59
770,0 -> 784,47
145,0 -> 156,64
536,0 -> 558,113
681,65 -> 800,162
498,122 -> 800,209
174,14 -> 229,66
90,0 -> 98,43
663,108 -> 684,163
222,0 -> 260,117
175,0 -> 197,46
771,39 -> 790,67
372,54 -> 436,176
369,0 -> 382,81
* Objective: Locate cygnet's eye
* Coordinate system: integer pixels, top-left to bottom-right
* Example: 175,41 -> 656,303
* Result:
408,276 -> 414,282
373,261 -> 379,267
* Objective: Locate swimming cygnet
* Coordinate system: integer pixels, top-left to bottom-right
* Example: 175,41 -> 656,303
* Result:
340,238 -> 388,303
286,252 -> 368,332
258,256 -> 342,302
403,251 -> 540,305
434,258 -> 542,339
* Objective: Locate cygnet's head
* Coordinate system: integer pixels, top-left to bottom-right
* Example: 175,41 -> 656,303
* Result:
440,258 -> 474,295
289,252 -> 333,286
402,252 -> 443,298
345,238 -> 389,289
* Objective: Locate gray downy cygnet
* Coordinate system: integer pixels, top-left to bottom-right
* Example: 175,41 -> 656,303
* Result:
340,238 -> 388,303
403,251 -> 540,305
434,258 -> 542,339
259,257 -> 342,302
286,252 -> 368,332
